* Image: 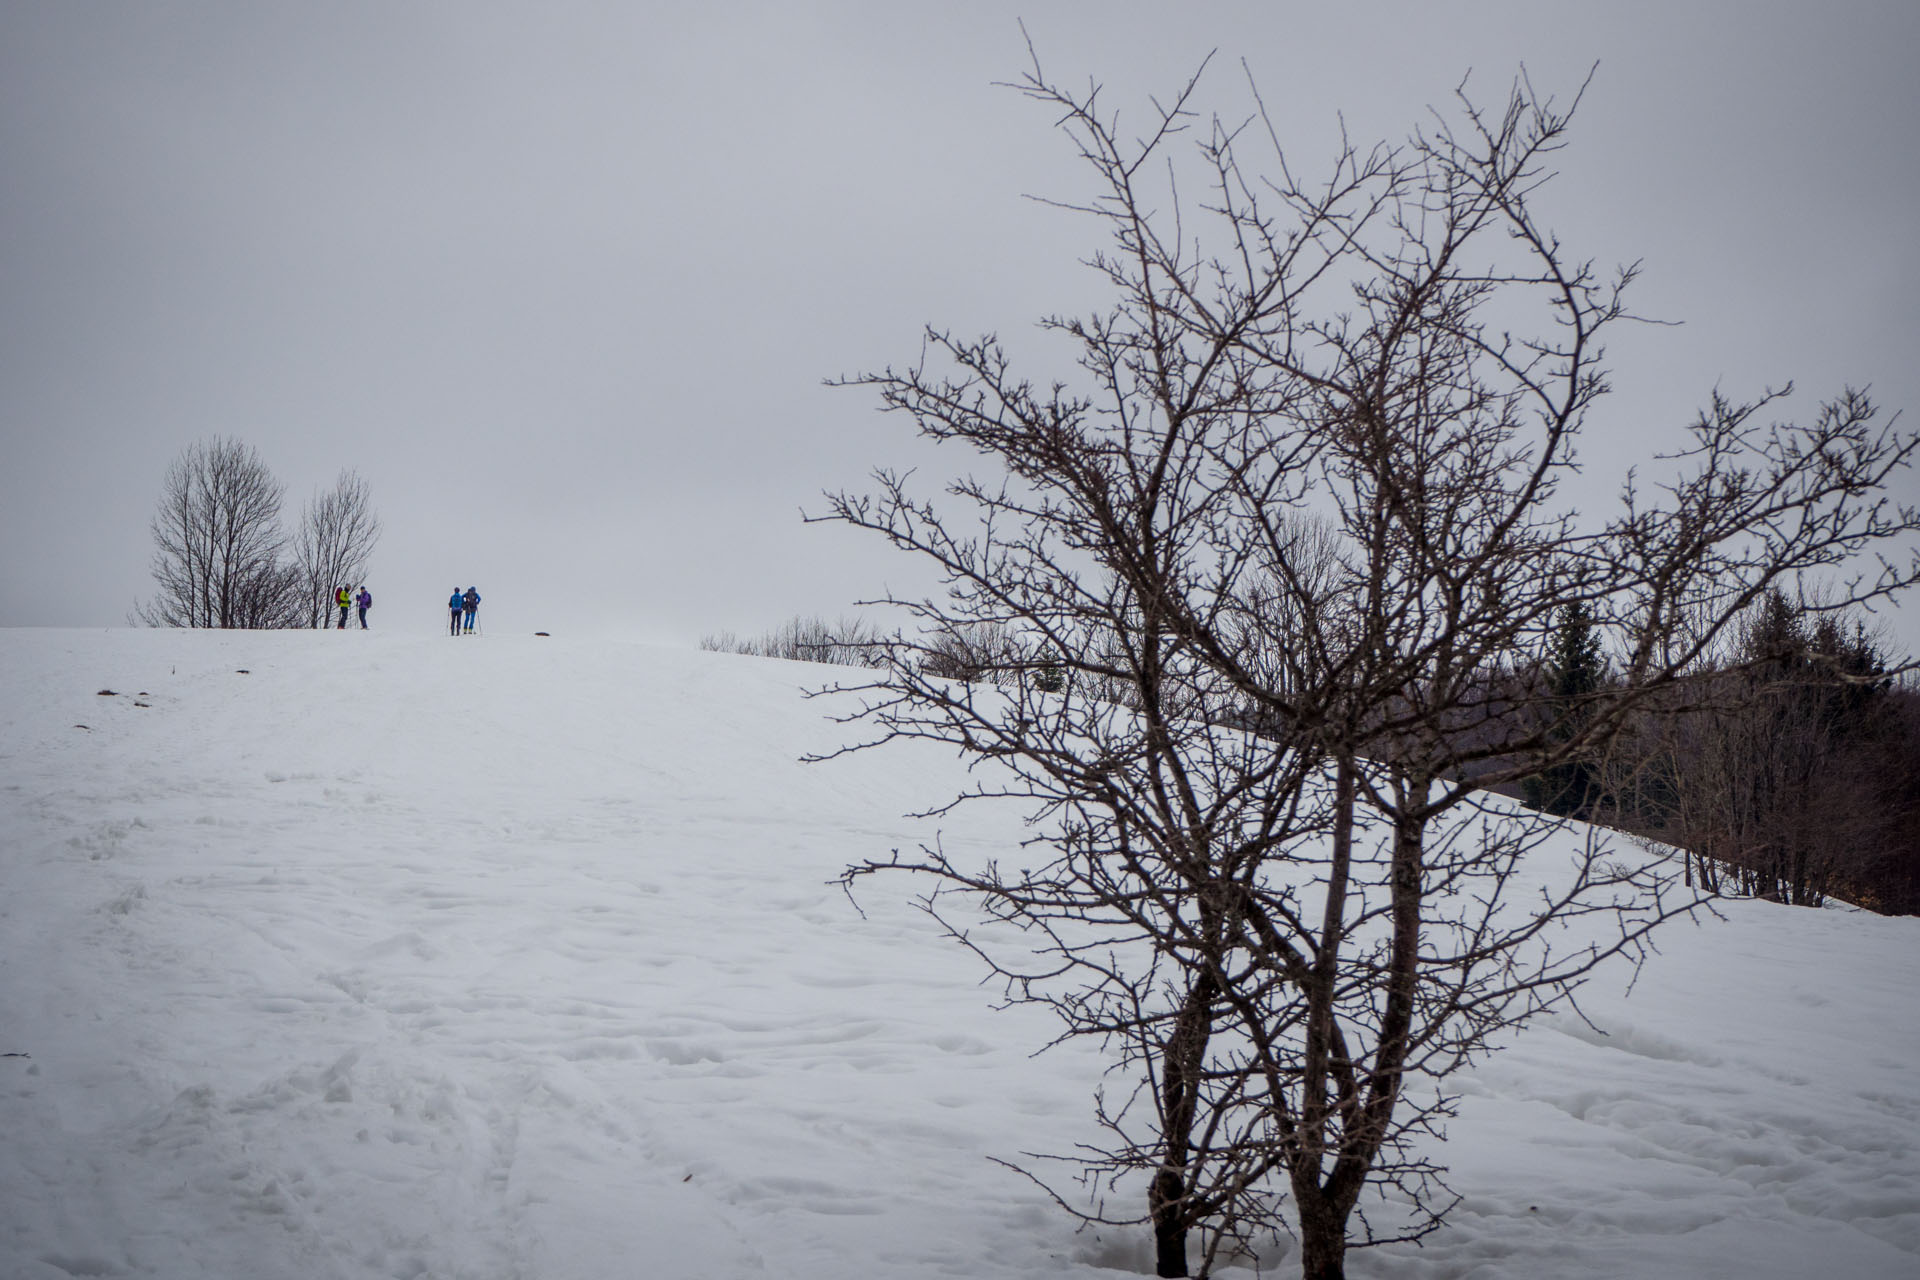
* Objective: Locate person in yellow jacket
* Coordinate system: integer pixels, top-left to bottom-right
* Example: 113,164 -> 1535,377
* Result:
335,585 -> 351,629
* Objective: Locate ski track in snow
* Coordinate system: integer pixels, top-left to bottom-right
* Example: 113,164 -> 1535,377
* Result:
1,629 -> 1916,1280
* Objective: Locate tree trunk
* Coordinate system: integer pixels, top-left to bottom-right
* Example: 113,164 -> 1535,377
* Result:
1149,968 -> 1219,1277
1149,1167 -> 1191,1278
1295,1192 -> 1348,1280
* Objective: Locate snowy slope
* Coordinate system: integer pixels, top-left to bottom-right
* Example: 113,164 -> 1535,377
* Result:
0,629 -> 1914,1280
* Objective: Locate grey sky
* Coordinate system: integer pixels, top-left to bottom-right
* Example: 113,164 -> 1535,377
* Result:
3,1 -> 1916,648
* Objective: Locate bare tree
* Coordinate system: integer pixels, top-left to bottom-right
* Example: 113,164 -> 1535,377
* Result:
817,54 -> 1919,1280
916,620 -> 1034,687
293,469 -> 382,628
137,437 -> 302,629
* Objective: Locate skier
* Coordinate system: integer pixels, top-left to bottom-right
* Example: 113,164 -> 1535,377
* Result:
461,586 -> 481,634
335,585 -> 351,630
355,586 -> 372,629
449,588 -> 465,637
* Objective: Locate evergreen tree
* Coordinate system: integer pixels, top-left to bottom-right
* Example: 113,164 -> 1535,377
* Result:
1525,601 -> 1608,817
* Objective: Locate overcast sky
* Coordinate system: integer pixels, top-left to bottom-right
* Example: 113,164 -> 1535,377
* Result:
4,1 -> 1916,649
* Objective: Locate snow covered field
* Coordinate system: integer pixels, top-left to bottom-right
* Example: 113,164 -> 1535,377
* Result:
1,628 -> 1914,1279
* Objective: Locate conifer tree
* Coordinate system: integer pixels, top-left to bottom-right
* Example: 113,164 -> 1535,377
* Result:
1525,601 -> 1609,818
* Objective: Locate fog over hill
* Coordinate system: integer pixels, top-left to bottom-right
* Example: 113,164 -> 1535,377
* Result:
1,629 -> 1914,1279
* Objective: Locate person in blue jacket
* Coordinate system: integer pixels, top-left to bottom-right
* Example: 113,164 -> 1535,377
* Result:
449,588 -> 465,636
461,586 -> 480,634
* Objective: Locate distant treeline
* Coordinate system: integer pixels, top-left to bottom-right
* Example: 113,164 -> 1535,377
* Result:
699,615 -> 888,668
1538,592 -> 1920,915
709,599 -> 1919,916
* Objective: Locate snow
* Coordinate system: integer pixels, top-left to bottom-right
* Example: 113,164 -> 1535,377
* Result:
1,627 -> 1915,1280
